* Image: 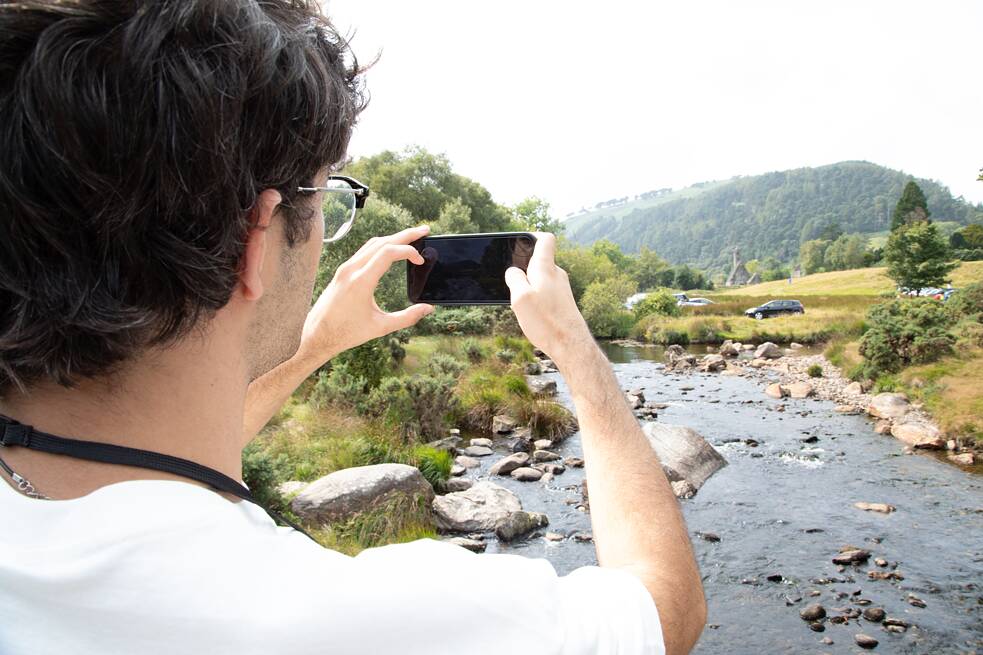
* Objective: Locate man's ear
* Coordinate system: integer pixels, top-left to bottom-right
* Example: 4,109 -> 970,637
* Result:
240,189 -> 283,302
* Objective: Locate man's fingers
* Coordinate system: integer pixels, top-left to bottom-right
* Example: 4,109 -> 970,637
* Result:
384,303 -> 435,331
363,244 -> 425,282
350,224 -> 430,267
504,266 -> 531,301
528,231 -> 556,275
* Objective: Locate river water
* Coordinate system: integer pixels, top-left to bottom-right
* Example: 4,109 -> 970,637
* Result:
470,343 -> 983,654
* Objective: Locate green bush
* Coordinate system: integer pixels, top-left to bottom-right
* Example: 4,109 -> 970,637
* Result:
646,326 -> 690,346
427,353 -> 466,379
416,307 -> 494,335
858,298 -> 955,379
633,289 -> 681,320
807,364 -> 823,378
687,319 -> 726,344
331,341 -> 392,389
363,374 -> 459,442
493,335 -> 535,362
242,442 -> 290,510
410,445 -> 452,489
947,282 -> 983,320
311,363 -> 367,409
581,274 -> 638,338
495,349 -> 516,364
461,338 -> 486,363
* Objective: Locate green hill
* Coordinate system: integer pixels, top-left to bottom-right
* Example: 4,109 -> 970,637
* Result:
564,161 -> 983,272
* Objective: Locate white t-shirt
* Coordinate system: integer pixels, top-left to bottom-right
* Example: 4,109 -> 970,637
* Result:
0,477 -> 664,654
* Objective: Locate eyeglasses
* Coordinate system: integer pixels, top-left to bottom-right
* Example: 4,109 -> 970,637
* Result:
297,175 -> 370,243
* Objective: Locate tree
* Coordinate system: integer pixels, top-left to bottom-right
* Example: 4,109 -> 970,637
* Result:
555,244 -> 617,301
953,223 -> 983,248
891,180 -> 930,231
580,274 -> 638,338
511,196 -> 563,234
432,197 -> 475,234
799,239 -> 830,274
632,289 -> 680,320
633,247 -> 670,290
817,222 -> 844,242
824,233 -> 867,271
884,221 -> 957,292
591,239 -> 632,272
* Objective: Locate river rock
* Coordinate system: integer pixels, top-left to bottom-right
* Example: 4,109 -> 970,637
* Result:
291,464 -> 434,523
564,457 -> 585,468
455,455 -> 481,469
539,358 -> 558,373
642,422 -> 727,496
534,462 -> 566,475
787,381 -> 814,399
532,439 -> 552,450
450,464 -> 466,476
492,415 -> 519,434
873,420 -> 892,435
800,603 -> 826,621
532,449 -> 561,462
867,393 -> 910,419
749,358 -> 768,368
443,478 -> 473,492
495,510 -> 549,542
765,383 -> 787,399
862,607 -> 886,622
277,480 -> 308,497
444,536 -> 486,553
719,341 -> 740,357
701,354 -> 727,372
854,501 -> 895,513
426,435 -> 463,454
754,342 -> 782,359
469,437 -> 493,448
948,452 -> 975,465
855,633 -> 878,649
890,422 -> 944,449
527,376 -> 557,396
665,345 -> 697,370
844,381 -> 864,396
789,342 -> 804,349
510,466 -> 544,482
460,445 -> 494,457
490,452 -> 529,476
832,549 -> 870,565
671,480 -> 698,499
433,481 -> 522,532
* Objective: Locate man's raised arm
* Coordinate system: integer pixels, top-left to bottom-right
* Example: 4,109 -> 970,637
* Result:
505,233 -> 707,655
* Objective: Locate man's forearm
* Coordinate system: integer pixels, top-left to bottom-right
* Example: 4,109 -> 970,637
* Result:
556,342 -> 706,655
242,352 -> 323,441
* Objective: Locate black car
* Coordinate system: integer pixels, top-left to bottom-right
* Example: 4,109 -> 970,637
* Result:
744,299 -> 804,320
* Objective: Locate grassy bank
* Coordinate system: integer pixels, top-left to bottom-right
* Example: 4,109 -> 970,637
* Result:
244,334 -> 573,553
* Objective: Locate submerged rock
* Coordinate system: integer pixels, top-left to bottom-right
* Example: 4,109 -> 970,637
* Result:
291,464 -> 434,523
854,501 -> 895,514
510,467 -> 544,482
433,481 -> 521,532
642,422 -> 727,497
495,510 -> 549,542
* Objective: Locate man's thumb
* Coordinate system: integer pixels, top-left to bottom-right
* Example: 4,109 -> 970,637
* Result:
388,303 -> 435,330
504,266 -> 530,296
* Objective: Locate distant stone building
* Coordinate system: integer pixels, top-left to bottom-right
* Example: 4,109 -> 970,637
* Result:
725,248 -> 752,287
746,271 -> 761,285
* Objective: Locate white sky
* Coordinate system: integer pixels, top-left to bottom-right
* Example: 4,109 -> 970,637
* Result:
327,0 -> 983,218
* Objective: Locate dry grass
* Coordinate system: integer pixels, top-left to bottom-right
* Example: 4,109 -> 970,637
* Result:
899,347 -> 983,442
715,261 -> 983,297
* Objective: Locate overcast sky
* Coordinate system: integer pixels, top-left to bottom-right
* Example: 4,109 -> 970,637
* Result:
327,0 -> 983,219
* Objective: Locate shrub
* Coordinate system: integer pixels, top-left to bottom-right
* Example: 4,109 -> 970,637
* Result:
633,289 -> 680,320
947,282 -> 983,320
493,335 -> 535,362
331,341 -> 393,389
416,307 -> 494,335
311,363 -> 366,410
807,364 -> 823,378
461,338 -> 486,363
410,445 -> 452,488
515,399 -> 579,441
502,374 -> 532,398
496,349 -> 516,364
241,442 -> 290,510
687,319 -> 726,344
646,326 -> 690,346
363,374 -> 458,442
858,298 -> 955,379
427,353 -> 466,379
581,274 -> 638,338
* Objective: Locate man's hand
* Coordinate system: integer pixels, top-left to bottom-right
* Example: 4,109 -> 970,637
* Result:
504,232 -> 595,367
296,225 -> 435,367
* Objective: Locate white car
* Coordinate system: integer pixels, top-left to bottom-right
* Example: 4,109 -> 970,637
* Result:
680,298 -> 714,307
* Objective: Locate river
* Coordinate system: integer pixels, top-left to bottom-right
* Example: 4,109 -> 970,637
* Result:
471,343 -> 983,654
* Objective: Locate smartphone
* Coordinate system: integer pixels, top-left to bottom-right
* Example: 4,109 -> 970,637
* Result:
407,232 -> 537,305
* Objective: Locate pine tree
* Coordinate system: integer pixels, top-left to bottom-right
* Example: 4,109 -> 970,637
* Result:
884,221 -> 957,292
890,180 -> 931,231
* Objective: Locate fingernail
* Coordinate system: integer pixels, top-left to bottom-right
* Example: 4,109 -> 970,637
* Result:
420,224 -> 430,231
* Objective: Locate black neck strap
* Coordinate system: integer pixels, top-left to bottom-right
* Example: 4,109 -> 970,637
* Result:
0,414 -> 315,542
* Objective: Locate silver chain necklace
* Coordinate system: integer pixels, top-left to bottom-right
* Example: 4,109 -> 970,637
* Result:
0,451 -> 50,500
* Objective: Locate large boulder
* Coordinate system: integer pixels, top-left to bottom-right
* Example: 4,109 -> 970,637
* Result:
718,341 -> 740,357
890,422 -> 944,449
642,423 -> 728,497
754,342 -> 782,359
495,511 -> 549,542
432,481 -> 522,532
489,452 -> 530,476
664,345 -> 697,370
867,393 -> 910,419
787,381 -> 814,399
492,415 -> 519,434
765,383 -> 786,399
700,354 -> 727,372
291,464 -> 434,523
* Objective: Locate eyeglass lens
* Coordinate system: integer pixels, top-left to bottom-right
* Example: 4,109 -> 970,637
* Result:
321,179 -> 358,242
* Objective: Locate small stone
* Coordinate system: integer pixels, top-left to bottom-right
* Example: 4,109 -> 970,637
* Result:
808,590 -> 821,597
907,594 -> 926,608
800,604 -> 826,621
533,439 -> 553,450
443,478 -> 473,492
469,437 -> 493,448
873,420 -> 893,435
489,452 -> 530,476
867,570 -> 904,581
765,383 -> 787,399
460,445 -> 493,457
571,532 -> 593,542
885,624 -> 906,633
491,415 -> 519,434
454,455 -> 480,469
532,449 -> 561,463
948,452 -> 975,466
563,457 -> 585,468
854,633 -> 878,649
809,622 -> 825,632
696,532 -> 721,542
820,636 -> 833,645
787,381 -> 814,399
444,537 -> 486,553
832,549 -> 870,565
874,557 -> 888,567
450,464 -> 466,476
510,467 -> 544,482
495,510 -> 549,542
854,501 -> 895,514
862,607 -> 885,622
544,531 -> 565,541
883,617 -> 909,628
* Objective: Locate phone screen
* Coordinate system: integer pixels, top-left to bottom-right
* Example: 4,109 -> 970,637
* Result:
407,233 -> 536,305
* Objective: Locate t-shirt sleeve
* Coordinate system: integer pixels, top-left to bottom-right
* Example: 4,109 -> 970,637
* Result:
348,538 -> 665,655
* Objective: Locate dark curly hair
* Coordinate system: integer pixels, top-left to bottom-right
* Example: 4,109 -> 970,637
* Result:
0,0 -> 367,395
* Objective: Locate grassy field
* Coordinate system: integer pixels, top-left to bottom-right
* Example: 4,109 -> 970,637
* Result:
713,260 -> 983,297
